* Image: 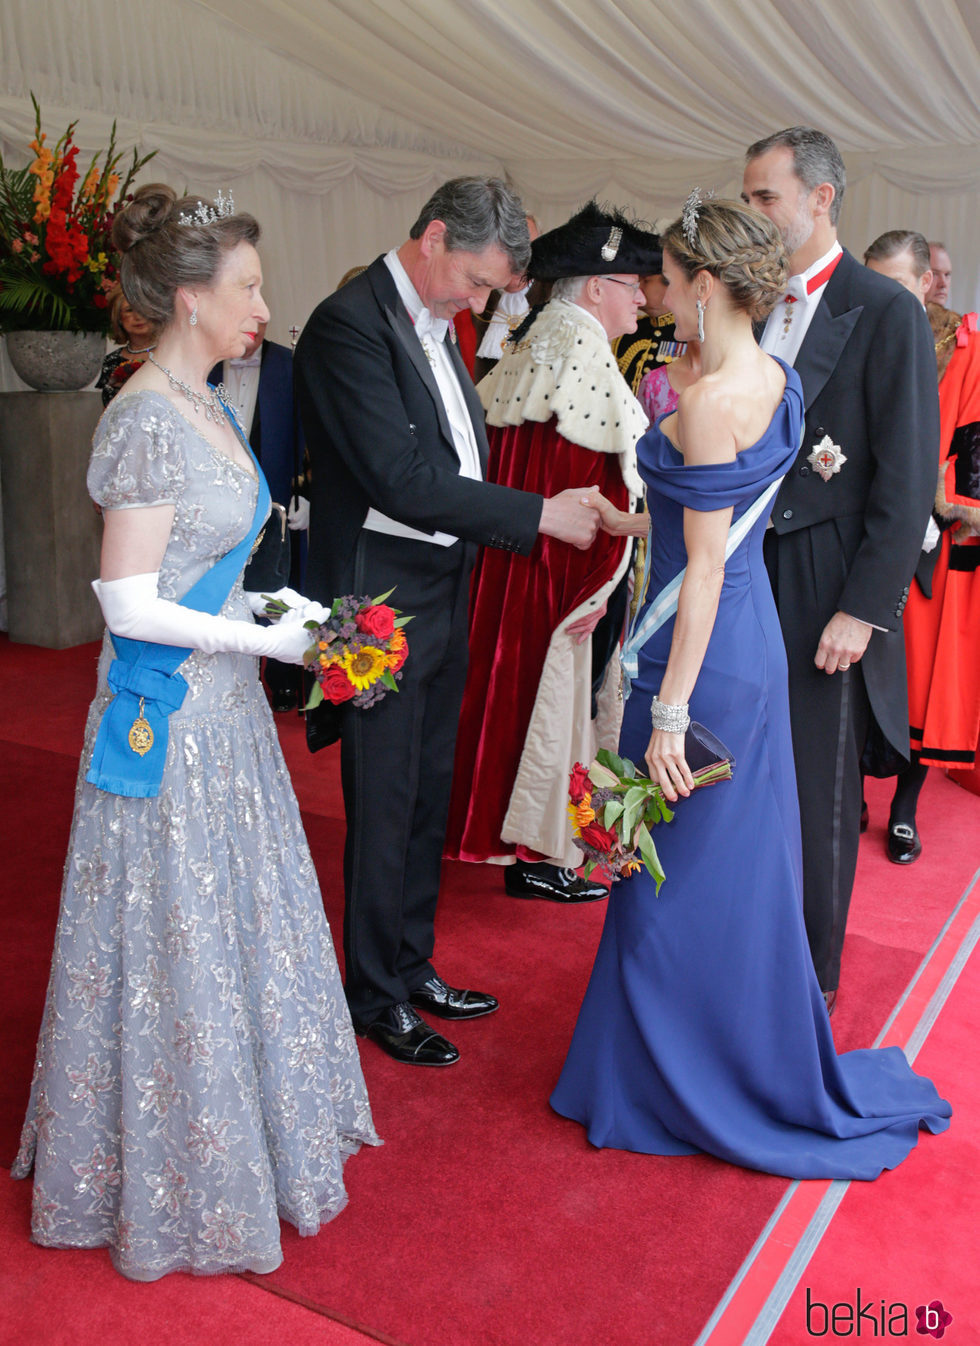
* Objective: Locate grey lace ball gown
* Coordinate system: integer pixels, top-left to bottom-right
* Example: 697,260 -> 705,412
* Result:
13,391 -> 380,1280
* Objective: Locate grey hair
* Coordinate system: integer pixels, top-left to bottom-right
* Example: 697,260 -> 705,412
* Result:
409,177 -> 531,272
550,275 -> 590,302
746,127 -> 847,226
864,230 -> 931,276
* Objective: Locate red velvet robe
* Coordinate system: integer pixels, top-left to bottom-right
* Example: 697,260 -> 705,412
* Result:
445,418 -> 630,862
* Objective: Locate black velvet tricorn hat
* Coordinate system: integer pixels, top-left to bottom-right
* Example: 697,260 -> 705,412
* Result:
527,200 -> 662,281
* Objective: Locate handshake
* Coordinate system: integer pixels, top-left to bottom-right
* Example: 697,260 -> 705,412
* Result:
539,485 -> 649,550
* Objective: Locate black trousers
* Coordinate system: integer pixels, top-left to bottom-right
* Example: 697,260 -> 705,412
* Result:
765,528 -> 871,992
339,530 -> 473,1025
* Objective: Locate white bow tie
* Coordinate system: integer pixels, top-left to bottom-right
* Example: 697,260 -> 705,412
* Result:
415,309 -> 449,344
229,351 -> 262,368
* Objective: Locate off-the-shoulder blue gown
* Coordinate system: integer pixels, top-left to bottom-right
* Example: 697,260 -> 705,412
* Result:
550,362 -> 951,1180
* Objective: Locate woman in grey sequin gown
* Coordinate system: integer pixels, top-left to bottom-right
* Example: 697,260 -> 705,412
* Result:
13,187 -> 379,1281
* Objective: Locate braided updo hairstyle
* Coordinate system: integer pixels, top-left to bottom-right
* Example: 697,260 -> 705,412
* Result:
661,199 -> 788,321
112,184 -> 260,329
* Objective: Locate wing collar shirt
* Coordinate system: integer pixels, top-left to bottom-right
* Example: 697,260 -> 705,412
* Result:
760,240 -> 843,365
760,238 -> 884,629
221,348 -> 262,437
361,250 -> 483,547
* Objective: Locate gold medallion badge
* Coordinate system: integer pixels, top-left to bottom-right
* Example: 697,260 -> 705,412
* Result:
128,697 -> 154,756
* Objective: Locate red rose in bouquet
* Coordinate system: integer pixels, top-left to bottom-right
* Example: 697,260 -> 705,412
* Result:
356,603 -> 396,639
579,819 -> 619,853
320,665 -> 358,704
568,762 -> 591,804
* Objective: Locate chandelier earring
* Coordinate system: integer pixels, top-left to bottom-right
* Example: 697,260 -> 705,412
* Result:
696,297 -> 705,343
189,302 -> 198,328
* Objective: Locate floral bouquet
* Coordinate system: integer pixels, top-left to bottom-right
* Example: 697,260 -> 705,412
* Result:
264,588 -> 411,710
0,93 -> 156,334
568,726 -> 734,892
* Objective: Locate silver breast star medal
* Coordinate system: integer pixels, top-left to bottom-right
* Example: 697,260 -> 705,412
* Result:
128,697 -> 154,756
808,434 -> 847,482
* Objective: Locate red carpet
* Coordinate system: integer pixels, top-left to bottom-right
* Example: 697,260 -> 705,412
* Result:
1,634 -> 977,1345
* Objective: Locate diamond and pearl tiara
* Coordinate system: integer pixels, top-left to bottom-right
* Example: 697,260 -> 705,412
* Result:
177,191 -> 236,227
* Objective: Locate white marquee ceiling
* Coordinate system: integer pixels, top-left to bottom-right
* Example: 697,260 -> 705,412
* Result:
193,0 -> 980,175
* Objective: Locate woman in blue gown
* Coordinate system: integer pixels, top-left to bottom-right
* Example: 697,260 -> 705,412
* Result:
550,199 -> 951,1180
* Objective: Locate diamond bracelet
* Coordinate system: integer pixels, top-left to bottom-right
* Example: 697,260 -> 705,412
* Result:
651,695 -> 690,733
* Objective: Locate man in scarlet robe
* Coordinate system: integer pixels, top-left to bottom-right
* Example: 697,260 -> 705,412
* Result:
864,229 -> 980,850
445,203 -> 662,901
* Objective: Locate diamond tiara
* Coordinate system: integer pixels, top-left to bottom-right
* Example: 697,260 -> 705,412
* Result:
681,187 -> 713,247
178,190 -> 236,227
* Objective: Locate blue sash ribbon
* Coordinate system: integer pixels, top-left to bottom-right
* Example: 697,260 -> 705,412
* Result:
86,397 -> 270,797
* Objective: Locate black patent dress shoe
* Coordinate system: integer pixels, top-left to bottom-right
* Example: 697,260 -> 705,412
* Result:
356,1002 -> 459,1066
887,822 -> 922,864
503,860 -> 608,903
823,989 -> 838,1017
409,974 -> 499,1020
860,799 -> 869,833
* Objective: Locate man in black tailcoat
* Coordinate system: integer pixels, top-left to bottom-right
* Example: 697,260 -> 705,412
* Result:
211,323 -> 307,709
742,127 -> 939,1009
294,178 -> 600,1066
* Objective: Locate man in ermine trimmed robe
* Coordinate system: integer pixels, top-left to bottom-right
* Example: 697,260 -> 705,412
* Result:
445,203 -> 662,902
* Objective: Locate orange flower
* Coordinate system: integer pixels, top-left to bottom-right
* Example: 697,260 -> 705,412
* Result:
572,799 -> 595,827
567,798 -> 596,834
385,626 -> 408,674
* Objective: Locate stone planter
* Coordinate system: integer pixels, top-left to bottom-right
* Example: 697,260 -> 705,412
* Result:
5,329 -> 105,391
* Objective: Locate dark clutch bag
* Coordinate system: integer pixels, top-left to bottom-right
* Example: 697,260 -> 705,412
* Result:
243,502 -> 290,592
306,693 -> 345,753
686,720 -> 735,775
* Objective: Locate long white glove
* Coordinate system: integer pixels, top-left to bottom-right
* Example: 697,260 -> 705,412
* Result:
92,572 -> 313,664
243,585 -> 306,618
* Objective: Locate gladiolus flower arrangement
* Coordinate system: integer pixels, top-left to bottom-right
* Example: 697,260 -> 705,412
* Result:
0,93 -> 156,333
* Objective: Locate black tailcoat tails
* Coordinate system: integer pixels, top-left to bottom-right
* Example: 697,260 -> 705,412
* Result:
294,258 -> 542,1025
763,250 -> 939,991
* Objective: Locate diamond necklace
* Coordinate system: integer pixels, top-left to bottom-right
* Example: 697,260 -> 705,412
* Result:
147,350 -> 227,426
